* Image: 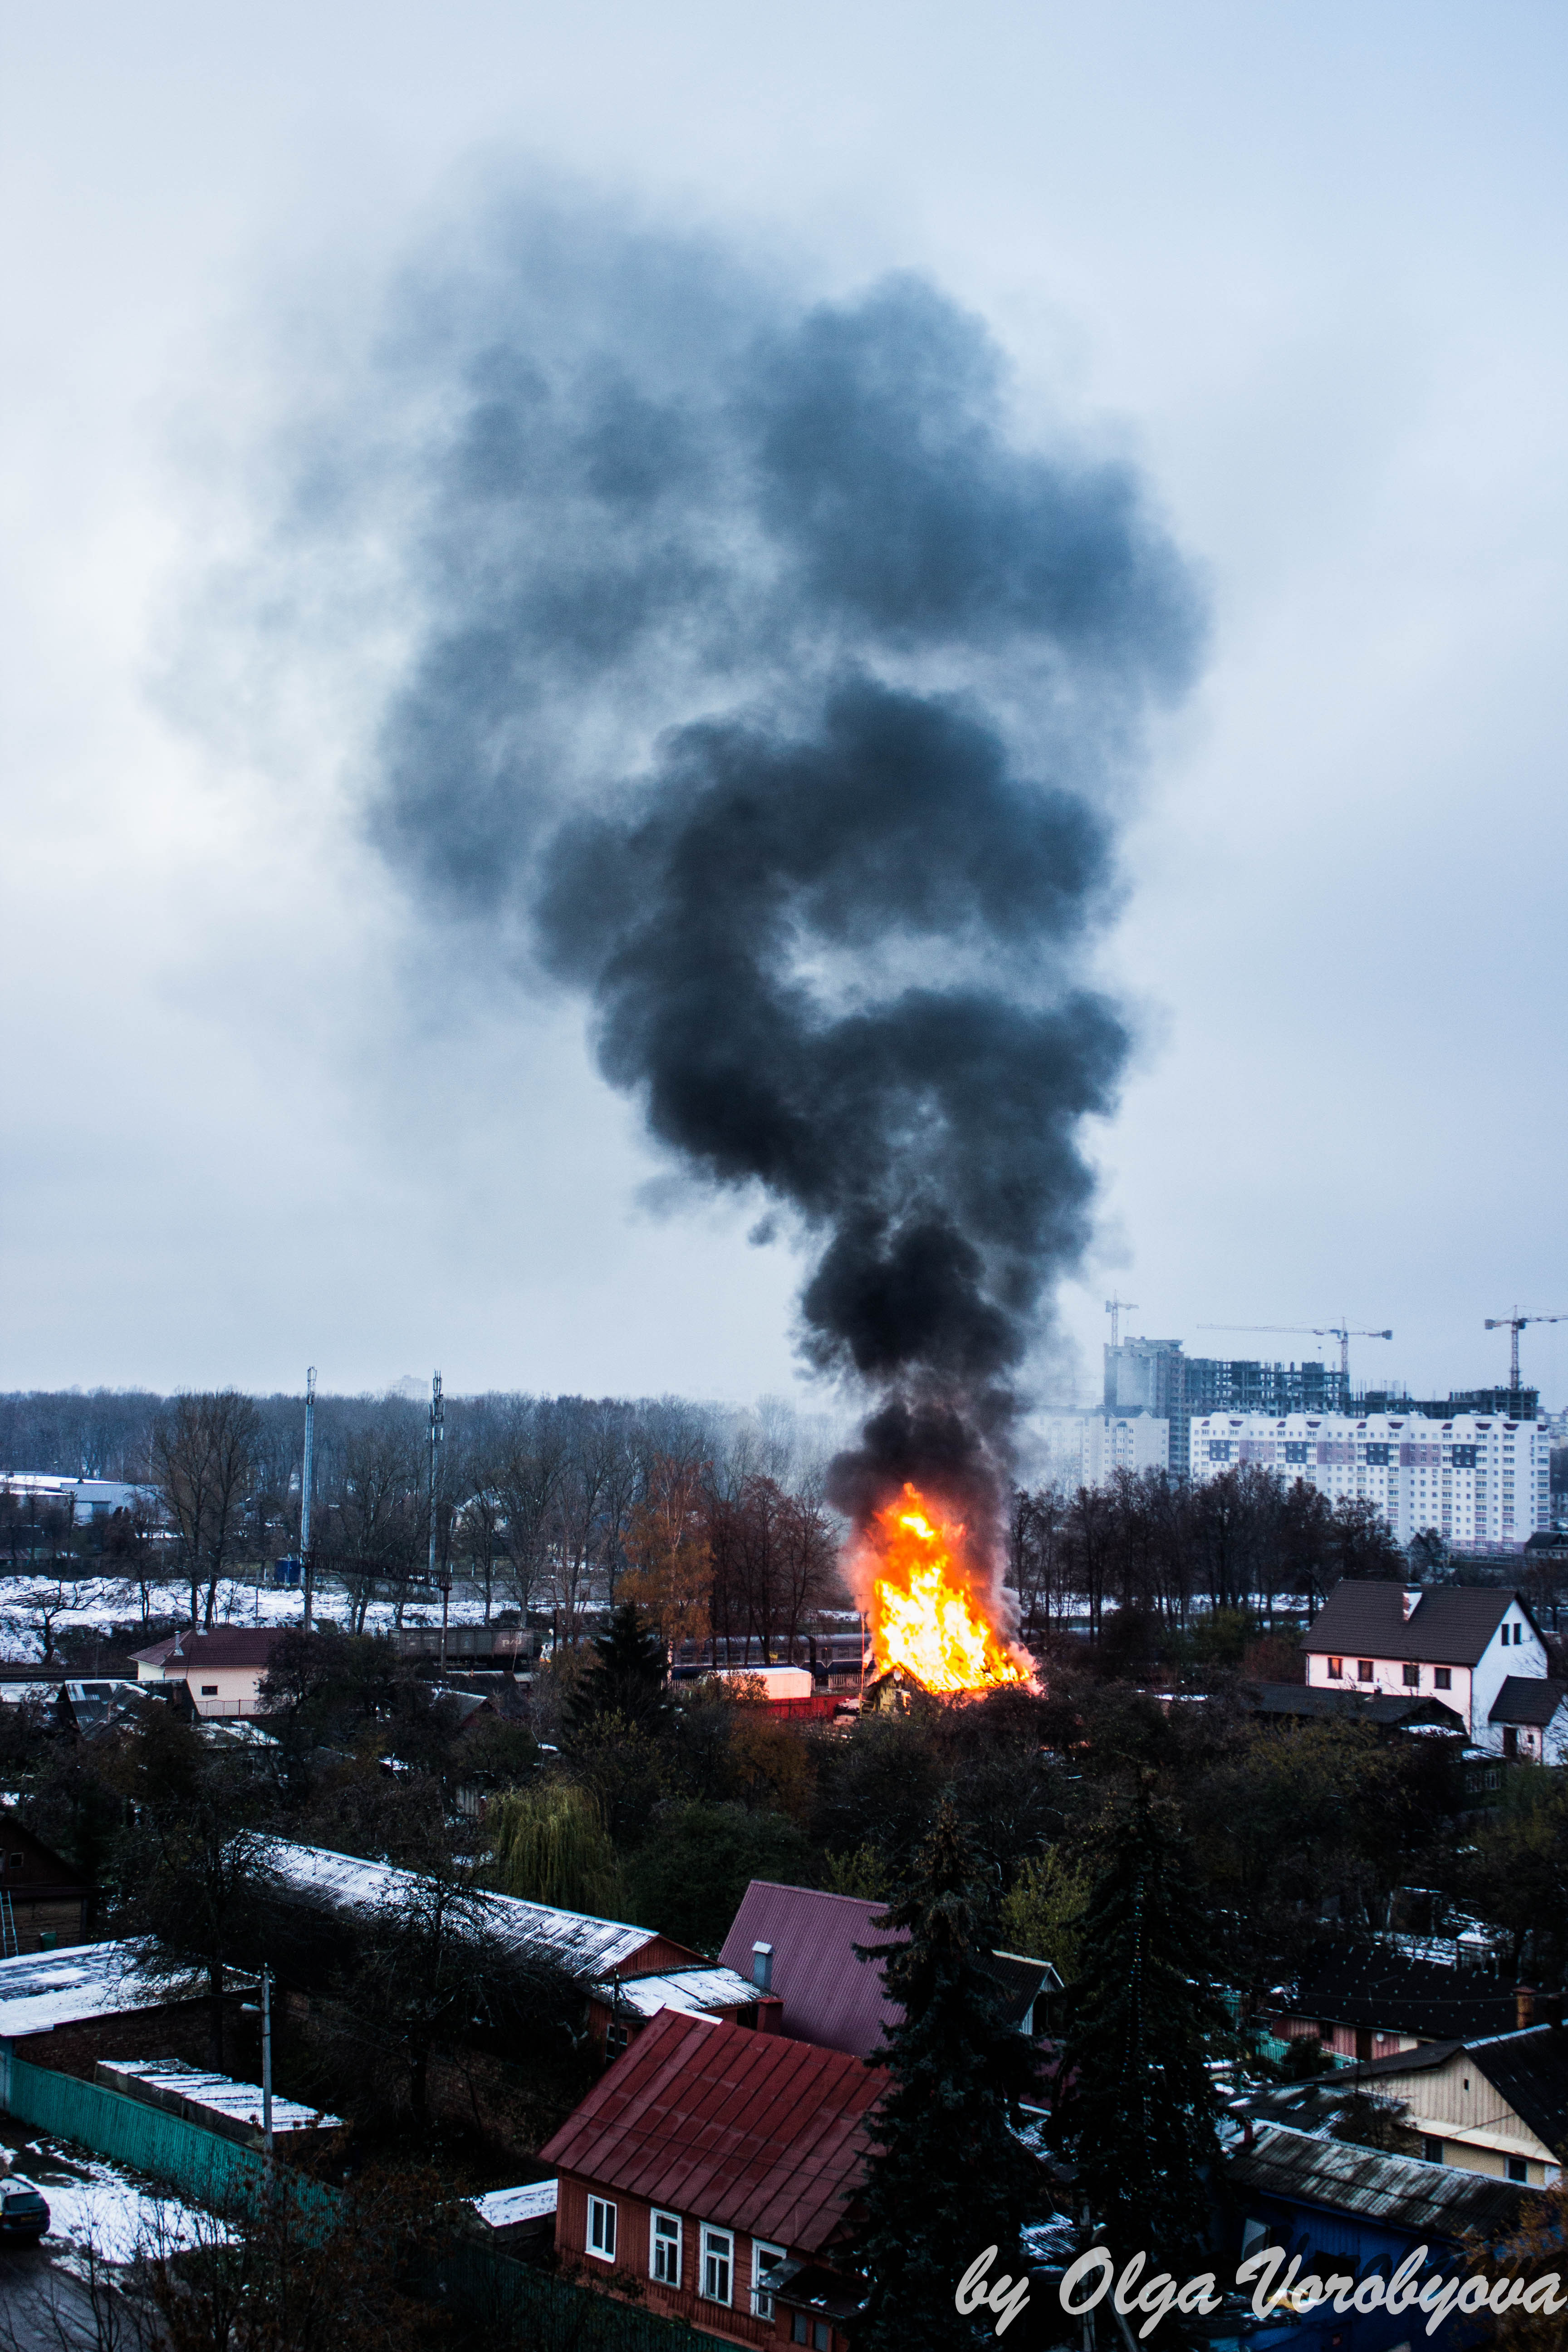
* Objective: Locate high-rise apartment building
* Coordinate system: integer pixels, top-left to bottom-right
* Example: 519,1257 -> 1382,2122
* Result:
1188,1409 -> 1551,1549
1039,1410 -> 1170,1491
1104,1340 -> 1348,1477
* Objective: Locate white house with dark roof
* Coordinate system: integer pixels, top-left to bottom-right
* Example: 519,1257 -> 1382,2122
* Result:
1302,1581 -> 1548,1753
1489,1676 -> 1568,1764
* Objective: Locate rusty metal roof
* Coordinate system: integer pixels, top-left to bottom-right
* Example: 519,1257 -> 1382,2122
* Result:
539,2009 -> 885,2252
1228,2122 -> 1526,2239
719,1882 -> 904,2060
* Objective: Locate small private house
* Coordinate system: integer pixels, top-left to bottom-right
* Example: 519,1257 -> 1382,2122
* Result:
130,1627 -> 287,1720
1301,1581 -> 1549,1749
1351,2010 -> 1568,2185
541,2008 -> 885,2351
1226,2122 -> 1528,2352
719,1881 -> 1058,2062
0,1809 -> 91,1954
258,1838 -> 711,2051
1488,1675 -> 1568,1762
1263,1945 -> 1519,2063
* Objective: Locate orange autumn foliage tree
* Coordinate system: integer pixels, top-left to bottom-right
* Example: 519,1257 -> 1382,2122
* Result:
622,1457 -> 714,1653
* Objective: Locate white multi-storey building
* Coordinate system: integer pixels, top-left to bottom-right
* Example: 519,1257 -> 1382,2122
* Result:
1188,1410 -> 1550,1549
1039,1410 -> 1169,1492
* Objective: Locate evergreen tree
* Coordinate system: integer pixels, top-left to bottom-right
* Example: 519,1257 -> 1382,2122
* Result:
568,1602 -> 668,1733
1054,1775 -> 1227,2288
852,1798 -> 1040,2352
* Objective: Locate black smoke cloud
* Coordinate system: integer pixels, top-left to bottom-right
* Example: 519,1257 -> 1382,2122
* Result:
330,205 -> 1203,1546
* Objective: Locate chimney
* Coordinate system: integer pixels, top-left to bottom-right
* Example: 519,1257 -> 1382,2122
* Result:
1402,1589 -> 1421,1621
752,1941 -> 773,1994
1515,1984 -> 1537,2031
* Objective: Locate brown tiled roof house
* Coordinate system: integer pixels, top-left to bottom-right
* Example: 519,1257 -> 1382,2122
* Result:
1301,1580 -> 1549,1749
540,2008 -> 884,2350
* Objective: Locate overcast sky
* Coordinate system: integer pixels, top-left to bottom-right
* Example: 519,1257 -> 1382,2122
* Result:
4,1 -> 1566,1414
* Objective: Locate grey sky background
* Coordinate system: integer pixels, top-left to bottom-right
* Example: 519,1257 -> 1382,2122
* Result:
4,1 -> 1566,1413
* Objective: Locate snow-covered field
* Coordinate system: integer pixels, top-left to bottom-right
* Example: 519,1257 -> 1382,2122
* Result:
0,1574 -> 503,1660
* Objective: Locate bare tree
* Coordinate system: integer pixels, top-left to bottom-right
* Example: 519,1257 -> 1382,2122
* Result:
152,1390 -> 261,1627
320,1418 -> 421,1633
496,1399 -> 567,1623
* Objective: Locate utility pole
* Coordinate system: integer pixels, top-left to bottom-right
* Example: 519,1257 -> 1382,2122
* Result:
300,1367 -> 317,1634
428,1372 -> 446,1672
261,1963 -> 274,2168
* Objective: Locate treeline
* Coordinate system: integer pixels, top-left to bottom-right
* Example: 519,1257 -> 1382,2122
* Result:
1008,1463 -> 1411,1639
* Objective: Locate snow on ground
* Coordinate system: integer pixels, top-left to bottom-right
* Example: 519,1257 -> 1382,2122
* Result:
2,2133 -> 226,2267
0,1575 -> 505,1658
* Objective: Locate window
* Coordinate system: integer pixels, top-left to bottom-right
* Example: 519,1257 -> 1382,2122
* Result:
1435,1667 -> 1451,1690
1423,2136 -> 1444,2164
587,2196 -> 617,2263
201,1685 -> 219,1696
650,2210 -> 681,2287
1284,1441 -> 1308,1464
701,2226 -> 733,2305
813,2328 -> 831,2351
1364,1444 -> 1390,1466
1327,1656 -> 1343,1680
1357,1660 -> 1374,1682
6,1855 -> 20,1871
1451,1446 -> 1478,1469
752,2241 -> 786,2320
606,2020 -> 630,2059
1207,1440 -> 1232,1463
793,2320 -> 810,2346
1508,2157 -> 1529,2184
1402,1663 -> 1419,1688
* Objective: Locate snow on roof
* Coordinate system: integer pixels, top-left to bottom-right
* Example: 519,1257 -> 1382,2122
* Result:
0,1942 -> 177,2039
607,1965 -> 765,2022
258,1838 -> 669,1978
96,2058 -> 339,2137
470,2181 -> 558,2230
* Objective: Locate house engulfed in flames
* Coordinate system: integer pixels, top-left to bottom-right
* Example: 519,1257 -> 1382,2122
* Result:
856,1484 -> 1030,1707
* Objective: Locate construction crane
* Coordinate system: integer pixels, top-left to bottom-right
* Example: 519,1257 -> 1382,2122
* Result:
1196,1322 -> 1393,1385
1484,1309 -> 1568,1389
1104,1296 -> 1139,1348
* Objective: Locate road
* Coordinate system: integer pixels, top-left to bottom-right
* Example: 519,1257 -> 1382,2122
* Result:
0,2244 -> 119,2352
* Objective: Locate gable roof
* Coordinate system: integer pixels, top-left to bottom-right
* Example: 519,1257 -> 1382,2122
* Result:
719,1882 -> 903,2060
131,1627 -> 284,1671
259,1838 -> 696,1979
1276,1947 -> 1517,2042
1356,2022 -> 1568,2155
1304,1582 -> 1530,1667
1228,2122 -> 1526,2241
1490,1677 -> 1568,1727
539,2008 -> 884,2250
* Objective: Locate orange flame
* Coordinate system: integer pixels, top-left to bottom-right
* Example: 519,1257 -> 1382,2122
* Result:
865,1483 -> 1027,1694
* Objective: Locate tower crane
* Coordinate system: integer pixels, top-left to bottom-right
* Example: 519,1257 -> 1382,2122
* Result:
1104,1296 -> 1139,1347
1195,1322 -> 1393,1385
1484,1309 -> 1568,1390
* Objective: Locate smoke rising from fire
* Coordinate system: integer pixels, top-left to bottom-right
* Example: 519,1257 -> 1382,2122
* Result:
281,201 -> 1204,1556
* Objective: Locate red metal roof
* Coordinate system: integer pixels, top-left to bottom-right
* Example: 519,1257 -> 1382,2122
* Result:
131,1627 -> 286,1670
719,1882 -> 905,2061
539,2009 -> 886,2251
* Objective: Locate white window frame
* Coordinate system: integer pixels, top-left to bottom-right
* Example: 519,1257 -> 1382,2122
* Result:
587,2195 -> 617,2263
701,2224 -> 733,2306
752,2239 -> 786,2319
650,2208 -> 682,2287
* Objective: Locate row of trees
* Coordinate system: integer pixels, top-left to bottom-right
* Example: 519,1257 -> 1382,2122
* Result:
1007,1461 -> 1410,1637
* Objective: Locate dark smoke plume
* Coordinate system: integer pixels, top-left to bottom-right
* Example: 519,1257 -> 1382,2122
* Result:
279,203 -> 1203,1553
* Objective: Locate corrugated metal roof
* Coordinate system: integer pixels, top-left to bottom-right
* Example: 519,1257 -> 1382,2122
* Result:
609,1966 -> 769,2021
1354,2021 -> 1568,2156
0,1940 -> 175,2038
260,1838 -> 683,1978
1491,1676 -> 1568,1727
1229,2122 -> 1526,2238
1303,1582 -> 1522,1667
1249,1683 -> 1468,1731
719,1882 -> 903,2060
540,2009 -> 885,2251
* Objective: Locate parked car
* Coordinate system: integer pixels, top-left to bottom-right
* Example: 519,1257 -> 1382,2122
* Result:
0,2179 -> 50,2240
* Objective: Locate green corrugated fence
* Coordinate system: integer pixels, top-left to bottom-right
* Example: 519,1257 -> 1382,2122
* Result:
430,2244 -> 729,2352
0,2046 -> 265,2207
